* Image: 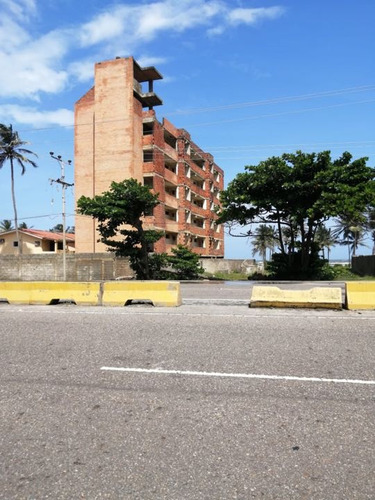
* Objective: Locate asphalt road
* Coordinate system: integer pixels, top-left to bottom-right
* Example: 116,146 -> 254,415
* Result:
1,302 -> 374,499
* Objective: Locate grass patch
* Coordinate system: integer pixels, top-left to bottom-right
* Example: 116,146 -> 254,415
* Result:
329,265 -> 375,281
203,271 -> 249,281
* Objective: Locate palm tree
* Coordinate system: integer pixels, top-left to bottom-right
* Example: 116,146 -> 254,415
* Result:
366,208 -> 375,255
315,224 -> 337,262
50,223 -> 63,233
0,124 -> 38,253
252,224 -> 277,266
332,215 -> 367,262
0,219 -> 14,232
18,222 -> 33,230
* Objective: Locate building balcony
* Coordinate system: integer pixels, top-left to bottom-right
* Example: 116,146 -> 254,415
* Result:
164,168 -> 178,185
165,193 -> 178,209
189,204 -> 207,218
186,224 -> 206,237
163,142 -> 178,162
164,220 -> 179,232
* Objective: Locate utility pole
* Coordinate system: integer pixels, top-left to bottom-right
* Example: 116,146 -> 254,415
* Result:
49,152 -> 74,281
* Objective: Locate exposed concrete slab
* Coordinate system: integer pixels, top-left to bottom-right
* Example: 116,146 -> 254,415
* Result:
250,286 -> 342,309
345,281 -> 375,310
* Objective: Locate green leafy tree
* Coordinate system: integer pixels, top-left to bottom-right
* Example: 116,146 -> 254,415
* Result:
0,124 -> 38,253
251,224 -> 276,266
0,219 -> 14,232
218,151 -> 375,278
166,245 -> 204,280
77,178 -> 163,279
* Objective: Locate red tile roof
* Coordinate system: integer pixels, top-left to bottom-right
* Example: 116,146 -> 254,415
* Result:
25,229 -> 75,242
1,229 -> 75,242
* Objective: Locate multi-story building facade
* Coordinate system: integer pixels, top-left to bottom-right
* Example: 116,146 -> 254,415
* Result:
74,56 -> 224,256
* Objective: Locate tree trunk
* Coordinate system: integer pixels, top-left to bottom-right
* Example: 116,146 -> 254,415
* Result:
136,222 -> 150,279
276,212 -> 285,254
10,159 -> 21,255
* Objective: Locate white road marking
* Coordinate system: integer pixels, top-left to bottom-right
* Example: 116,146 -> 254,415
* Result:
100,367 -> 375,386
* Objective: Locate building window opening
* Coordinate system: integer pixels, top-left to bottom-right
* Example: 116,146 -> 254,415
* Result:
164,130 -> 177,149
165,208 -> 177,221
192,197 -> 205,209
13,241 -> 18,247
165,232 -> 177,243
193,237 -> 205,248
143,176 -> 154,188
192,217 -> 204,229
165,157 -> 177,174
143,150 -> 153,162
143,121 -> 154,135
165,185 -> 177,197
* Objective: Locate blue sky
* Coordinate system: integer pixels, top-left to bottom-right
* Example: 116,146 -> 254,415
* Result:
0,0 -> 374,260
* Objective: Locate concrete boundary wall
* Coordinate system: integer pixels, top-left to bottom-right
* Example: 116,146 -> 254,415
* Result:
199,258 -> 258,275
0,254 -> 133,281
352,255 -> 375,276
0,254 -> 258,281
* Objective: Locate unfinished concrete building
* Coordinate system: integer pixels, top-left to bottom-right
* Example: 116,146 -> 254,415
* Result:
74,56 -> 224,256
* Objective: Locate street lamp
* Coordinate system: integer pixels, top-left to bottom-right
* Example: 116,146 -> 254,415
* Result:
50,152 -> 73,281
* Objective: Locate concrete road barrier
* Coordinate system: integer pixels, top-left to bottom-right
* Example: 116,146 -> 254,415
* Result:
345,281 -> 375,309
0,281 -> 182,307
250,286 -> 342,309
102,281 -> 181,307
0,281 -> 100,305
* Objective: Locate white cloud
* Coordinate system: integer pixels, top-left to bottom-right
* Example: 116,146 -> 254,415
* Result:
0,104 -> 74,127
80,8 -> 127,46
137,55 -> 168,67
0,0 -> 36,20
0,16 -> 30,51
69,59 -> 96,83
134,0 -> 224,40
79,1 -> 284,47
0,0 -> 285,99
228,6 -> 285,25
0,29 -> 70,99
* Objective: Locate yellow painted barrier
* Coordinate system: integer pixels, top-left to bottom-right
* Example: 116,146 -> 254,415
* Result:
250,286 -> 342,309
345,281 -> 375,309
0,281 -> 100,305
102,281 -> 181,307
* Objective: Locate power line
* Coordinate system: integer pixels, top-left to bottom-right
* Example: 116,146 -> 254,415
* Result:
188,98 -> 375,128
14,84 -> 375,134
166,84 -> 375,115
